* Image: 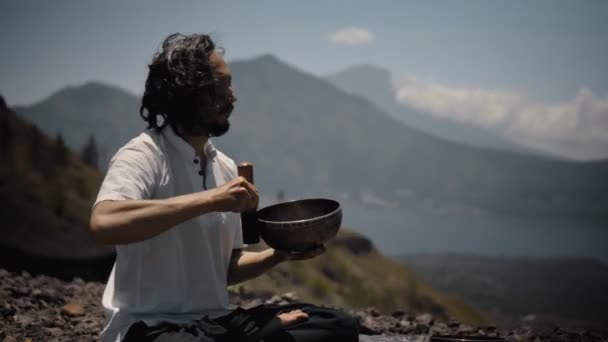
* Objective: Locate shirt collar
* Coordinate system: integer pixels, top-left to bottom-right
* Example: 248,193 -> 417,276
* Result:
162,127 -> 217,161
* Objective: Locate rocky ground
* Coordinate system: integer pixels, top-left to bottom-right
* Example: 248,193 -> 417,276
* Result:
1,269 -> 607,342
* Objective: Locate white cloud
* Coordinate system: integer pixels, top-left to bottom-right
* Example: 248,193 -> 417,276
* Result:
328,27 -> 373,46
394,77 -> 608,159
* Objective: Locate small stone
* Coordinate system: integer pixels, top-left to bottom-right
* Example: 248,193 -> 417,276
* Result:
281,292 -> 299,302
457,324 -> 476,334
13,314 -> 34,327
366,307 -> 380,317
391,310 -> 405,318
415,313 -> 434,326
0,303 -> 16,317
358,317 -> 380,335
414,323 -> 430,334
61,303 -> 84,316
448,320 -> 460,328
2,336 -> 18,342
10,287 -> 30,297
43,327 -> 63,336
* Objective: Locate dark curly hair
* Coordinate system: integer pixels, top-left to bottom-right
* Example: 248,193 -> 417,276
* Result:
140,33 -> 229,137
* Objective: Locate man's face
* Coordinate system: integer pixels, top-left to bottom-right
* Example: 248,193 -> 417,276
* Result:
205,51 -> 236,137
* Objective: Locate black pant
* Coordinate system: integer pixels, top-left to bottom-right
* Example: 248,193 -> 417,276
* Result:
123,303 -> 359,342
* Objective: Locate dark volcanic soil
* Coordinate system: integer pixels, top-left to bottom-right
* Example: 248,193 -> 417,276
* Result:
1,269 -> 607,342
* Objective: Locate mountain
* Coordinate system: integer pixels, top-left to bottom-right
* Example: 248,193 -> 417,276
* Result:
325,65 -> 542,155
222,55 -> 608,221
14,82 -> 145,165
14,55 -> 608,222
400,253 -> 608,331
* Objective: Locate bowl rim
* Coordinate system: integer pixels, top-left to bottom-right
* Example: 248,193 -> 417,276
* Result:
256,198 -> 341,225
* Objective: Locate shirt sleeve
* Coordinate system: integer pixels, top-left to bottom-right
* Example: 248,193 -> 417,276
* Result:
93,137 -> 162,208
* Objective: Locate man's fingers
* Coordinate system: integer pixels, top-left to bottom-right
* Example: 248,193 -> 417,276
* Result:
237,179 -> 259,208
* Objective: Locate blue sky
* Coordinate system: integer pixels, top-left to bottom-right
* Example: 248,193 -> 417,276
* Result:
1,0 -> 607,158
1,0 -> 606,105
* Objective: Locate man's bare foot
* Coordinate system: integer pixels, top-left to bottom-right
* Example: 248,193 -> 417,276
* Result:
277,309 -> 309,326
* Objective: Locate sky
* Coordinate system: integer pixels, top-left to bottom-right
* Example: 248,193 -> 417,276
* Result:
1,0 -> 607,158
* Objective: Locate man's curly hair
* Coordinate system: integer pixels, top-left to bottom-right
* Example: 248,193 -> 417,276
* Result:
140,33 -> 225,137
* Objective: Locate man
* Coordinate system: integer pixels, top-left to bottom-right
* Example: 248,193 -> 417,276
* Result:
89,33 -> 359,342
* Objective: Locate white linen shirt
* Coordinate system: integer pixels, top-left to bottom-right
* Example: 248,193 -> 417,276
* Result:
93,128 -> 244,342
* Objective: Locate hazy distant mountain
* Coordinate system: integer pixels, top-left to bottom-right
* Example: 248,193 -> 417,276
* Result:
325,65 -> 540,155
15,82 -> 145,164
223,55 -> 608,221
16,55 -> 608,222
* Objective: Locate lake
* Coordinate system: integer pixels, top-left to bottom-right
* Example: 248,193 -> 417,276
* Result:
338,200 -> 608,261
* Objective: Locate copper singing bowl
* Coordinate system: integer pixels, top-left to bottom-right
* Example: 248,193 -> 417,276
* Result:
256,198 -> 342,252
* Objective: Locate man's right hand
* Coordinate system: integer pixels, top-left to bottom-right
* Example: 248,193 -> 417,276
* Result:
90,177 -> 258,245
209,176 -> 259,213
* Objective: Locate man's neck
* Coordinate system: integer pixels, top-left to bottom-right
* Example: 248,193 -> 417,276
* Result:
182,134 -> 210,157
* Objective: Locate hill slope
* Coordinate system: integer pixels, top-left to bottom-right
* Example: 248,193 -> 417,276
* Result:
241,230 -> 485,325
0,96 -> 112,278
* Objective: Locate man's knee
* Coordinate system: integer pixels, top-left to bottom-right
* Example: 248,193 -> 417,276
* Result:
328,309 -> 359,341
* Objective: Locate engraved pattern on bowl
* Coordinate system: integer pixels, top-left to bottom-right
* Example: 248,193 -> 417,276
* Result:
256,198 -> 342,252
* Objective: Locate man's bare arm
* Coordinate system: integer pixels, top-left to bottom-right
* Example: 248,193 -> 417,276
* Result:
90,177 -> 258,245
226,249 -> 285,286
227,246 -> 326,285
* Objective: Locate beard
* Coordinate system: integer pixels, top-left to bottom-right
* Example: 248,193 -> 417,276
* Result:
207,103 -> 233,137
208,119 -> 230,137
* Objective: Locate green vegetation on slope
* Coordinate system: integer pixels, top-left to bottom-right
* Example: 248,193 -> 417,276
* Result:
0,99 -> 107,259
240,230 -> 485,325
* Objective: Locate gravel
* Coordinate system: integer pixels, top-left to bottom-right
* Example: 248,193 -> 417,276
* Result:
1,269 -> 607,342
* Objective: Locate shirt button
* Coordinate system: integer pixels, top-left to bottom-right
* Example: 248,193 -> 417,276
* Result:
198,170 -> 204,176
193,158 -> 199,164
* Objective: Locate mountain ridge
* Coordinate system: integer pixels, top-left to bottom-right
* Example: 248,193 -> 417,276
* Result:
325,64 -> 552,157
13,54 -> 608,222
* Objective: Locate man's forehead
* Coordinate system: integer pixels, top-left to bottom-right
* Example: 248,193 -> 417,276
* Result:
209,51 -> 231,79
